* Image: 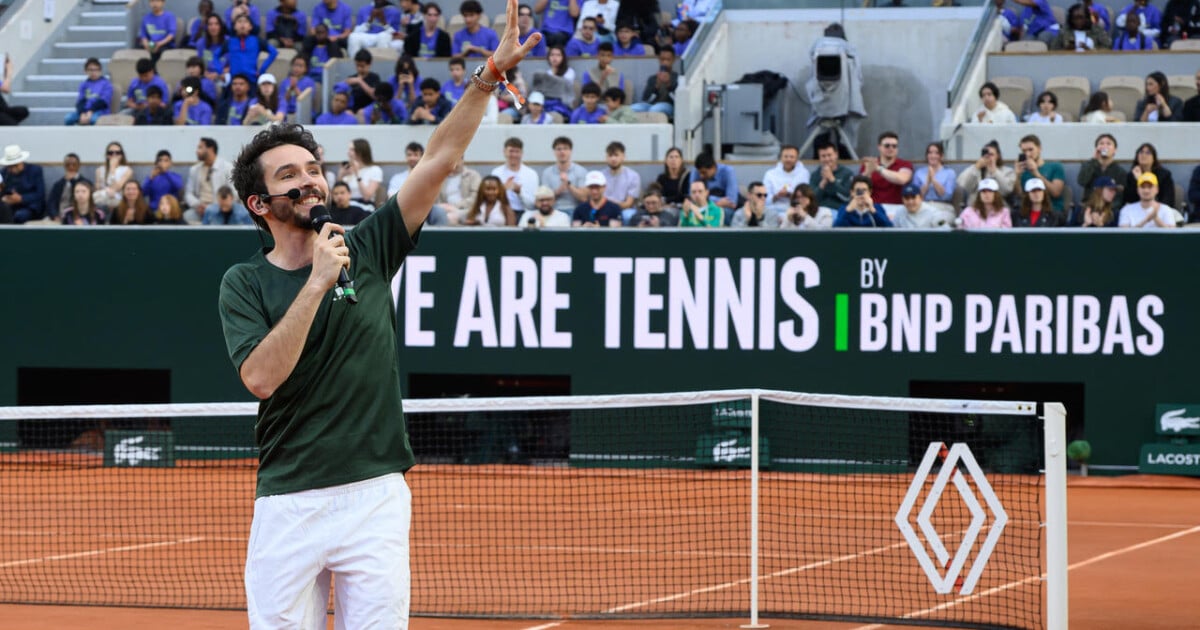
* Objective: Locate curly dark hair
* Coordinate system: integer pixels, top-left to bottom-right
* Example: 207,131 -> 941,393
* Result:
232,123 -> 321,230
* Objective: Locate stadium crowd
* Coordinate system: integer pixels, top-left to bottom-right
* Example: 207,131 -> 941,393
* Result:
0,0 -> 1198,228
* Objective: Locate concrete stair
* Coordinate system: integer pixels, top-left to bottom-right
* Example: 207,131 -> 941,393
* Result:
21,4 -> 130,125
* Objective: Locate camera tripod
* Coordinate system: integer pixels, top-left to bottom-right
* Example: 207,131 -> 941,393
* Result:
797,117 -> 859,161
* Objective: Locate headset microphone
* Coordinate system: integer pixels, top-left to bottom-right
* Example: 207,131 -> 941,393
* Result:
261,188 -> 303,201
310,207 -> 358,305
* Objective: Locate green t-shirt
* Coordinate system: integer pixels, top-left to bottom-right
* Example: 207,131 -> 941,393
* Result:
1020,161 -> 1066,216
218,197 -> 417,497
680,201 -> 724,227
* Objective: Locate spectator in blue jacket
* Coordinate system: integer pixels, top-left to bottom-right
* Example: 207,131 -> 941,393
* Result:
1012,0 -> 1061,43
690,151 -> 739,217
65,58 -> 112,125
142,150 -> 185,209
215,14 -> 278,85
834,175 -> 894,228
139,0 -> 177,63
0,144 -> 46,223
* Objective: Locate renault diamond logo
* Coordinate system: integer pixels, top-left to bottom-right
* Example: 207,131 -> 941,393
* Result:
894,442 -> 1008,595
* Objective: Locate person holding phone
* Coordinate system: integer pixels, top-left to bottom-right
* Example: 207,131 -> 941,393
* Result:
834,175 -> 894,228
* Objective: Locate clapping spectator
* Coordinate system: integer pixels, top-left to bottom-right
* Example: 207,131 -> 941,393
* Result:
859,132 -> 913,205
1079,176 -> 1118,227
1077,133 -> 1127,201
62,181 -> 106,225
109,180 -> 153,225
491,137 -> 539,213
1051,3 -> 1112,50
65,58 -> 112,126
810,140 -> 854,213
679,179 -> 723,227
778,185 -> 831,229
466,175 -> 518,226
913,141 -> 956,214
342,49 -> 381,112
729,181 -> 778,228
1118,173 -> 1179,228
958,178 -> 1013,228
957,140 -> 1016,208
1013,178 -> 1060,227
1081,91 -> 1119,123
762,145 -> 810,210
1122,142 -> 1176,208
1135,72 -> 1181,121
971,81 -> 1017,124
1026,91 -> 1065,123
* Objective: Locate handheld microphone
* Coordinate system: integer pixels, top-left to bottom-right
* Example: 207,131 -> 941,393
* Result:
310,207 -> 358,305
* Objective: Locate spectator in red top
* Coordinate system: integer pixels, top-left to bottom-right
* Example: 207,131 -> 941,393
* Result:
858,131 -> 913,205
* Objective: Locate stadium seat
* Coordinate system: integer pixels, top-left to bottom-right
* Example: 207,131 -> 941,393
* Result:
185,16 -> 202,45
96,113 -> 134,125
1168,74 -> 1197,102
109,49 -> 150,111
478,13 -> 490,27
157,49 -> 194,94
1108,108 -> 1127,122
1051,5 -> 1065,27
261,47 -> 296,82
633,111 -> 669,124
492,12 -> 506,32
447,14 -> 465,36
1169,38 -> 1200,50
1003,40 -> 1048,52
990,75 -> 1033,117
1044,75 -> 1090,118
1057,110 -> 1075,122
549,111 -> 564,123
496,111 -> 514,124
366,47 -> 400,64
1098,75 -> 1143,121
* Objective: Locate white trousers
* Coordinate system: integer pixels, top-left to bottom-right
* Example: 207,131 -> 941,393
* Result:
245,473 -> 412,630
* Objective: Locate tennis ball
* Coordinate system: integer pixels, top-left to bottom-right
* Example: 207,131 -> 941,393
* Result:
1066,440 -> 1091,462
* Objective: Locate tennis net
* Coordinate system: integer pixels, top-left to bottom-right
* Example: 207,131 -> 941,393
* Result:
0,390 -> 1066,629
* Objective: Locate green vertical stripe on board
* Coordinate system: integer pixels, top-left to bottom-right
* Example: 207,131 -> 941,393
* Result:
835,294 -> 849,352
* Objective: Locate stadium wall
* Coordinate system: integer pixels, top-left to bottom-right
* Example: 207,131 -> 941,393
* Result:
1,227 -> 1193,471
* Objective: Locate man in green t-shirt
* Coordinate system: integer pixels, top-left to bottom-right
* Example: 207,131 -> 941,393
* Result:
217,2 -> 541,626
1015,133 -> 1067,217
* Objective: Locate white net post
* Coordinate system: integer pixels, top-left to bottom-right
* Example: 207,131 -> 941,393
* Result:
741,391 -> 768,629
1043,402 -> 1068,630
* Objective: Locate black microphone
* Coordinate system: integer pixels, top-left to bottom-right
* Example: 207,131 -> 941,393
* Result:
260,188 -> 302,201
310,207 -> 358,305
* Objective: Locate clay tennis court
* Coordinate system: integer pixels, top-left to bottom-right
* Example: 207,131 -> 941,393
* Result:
2,457 -> 1197,630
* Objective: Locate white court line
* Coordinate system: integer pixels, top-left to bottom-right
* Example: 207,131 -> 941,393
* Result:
0,537 -> 205,569
850,524 -> 1200,630
519,623 -> 564,630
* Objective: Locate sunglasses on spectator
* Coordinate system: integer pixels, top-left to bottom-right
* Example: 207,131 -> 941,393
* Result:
107,150 -> 123,155
754,193 -> 767,198
881,143 -> 898,149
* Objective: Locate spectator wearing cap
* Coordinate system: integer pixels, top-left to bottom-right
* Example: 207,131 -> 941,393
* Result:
958,178 -> 1013,229
218,74 -> 255,125
573,171 -> 623,227
522,185 -> 572,228
315,90 -> 358,124
453,0 -> 500,57
521,91 -> 552,124
1078,176 -> 1118,227
1013,178 -> 1060,227
348,0 -> 404,57
892,184 -> 947,229
0,144 -> 46,223
1118,172 -> 1179,228
1077,133 -> 1126,202
122,58 -> 170,116
245,73 -> 286,125
834,175 -> 893,228
730,181 -> 779,228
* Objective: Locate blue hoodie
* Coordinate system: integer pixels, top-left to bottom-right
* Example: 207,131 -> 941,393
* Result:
216,36 -> 277,82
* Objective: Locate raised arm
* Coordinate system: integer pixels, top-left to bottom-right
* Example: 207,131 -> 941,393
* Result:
391,0 -> 541,236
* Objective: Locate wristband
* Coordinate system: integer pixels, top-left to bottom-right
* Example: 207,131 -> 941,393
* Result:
487,56 -> 526,111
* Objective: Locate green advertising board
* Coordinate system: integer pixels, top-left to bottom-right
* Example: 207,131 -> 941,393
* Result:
1139,443 -> 1200,476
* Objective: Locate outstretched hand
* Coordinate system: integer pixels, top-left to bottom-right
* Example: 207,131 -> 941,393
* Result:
489,0 -> 542,76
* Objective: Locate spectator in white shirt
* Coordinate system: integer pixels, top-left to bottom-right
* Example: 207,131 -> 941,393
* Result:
762,144 -> 810,210
491,137 -> 539,212
1118,172 -> 1179,228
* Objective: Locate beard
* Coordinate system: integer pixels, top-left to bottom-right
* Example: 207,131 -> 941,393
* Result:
268,197 -> 317,229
